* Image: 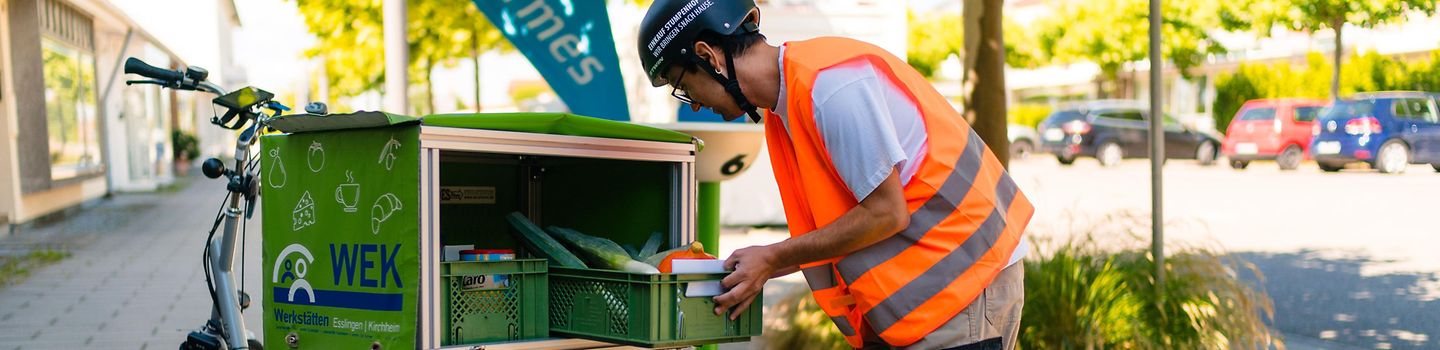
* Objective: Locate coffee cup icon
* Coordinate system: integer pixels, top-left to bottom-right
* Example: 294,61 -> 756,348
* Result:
335,171 -> 360,213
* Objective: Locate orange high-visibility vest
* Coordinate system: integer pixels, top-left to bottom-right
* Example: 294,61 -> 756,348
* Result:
765,37 -> 1034,347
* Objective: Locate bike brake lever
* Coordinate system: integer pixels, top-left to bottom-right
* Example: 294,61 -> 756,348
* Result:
127,79 -> 205,93
125,79 -> 168,86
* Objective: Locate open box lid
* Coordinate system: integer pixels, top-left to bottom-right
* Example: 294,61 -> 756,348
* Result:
269,111 -> 702,150
267,110 -> 420,133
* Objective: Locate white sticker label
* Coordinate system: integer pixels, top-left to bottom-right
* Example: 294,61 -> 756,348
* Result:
440,186 -> 497,204
458,274 -> 509,291
1317,141 -> 1341,155
1044,129 -> 1065,141
1236,143 -> 1258,155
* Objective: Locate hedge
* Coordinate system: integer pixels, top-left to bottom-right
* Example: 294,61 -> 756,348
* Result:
1212,50 -> 1440,133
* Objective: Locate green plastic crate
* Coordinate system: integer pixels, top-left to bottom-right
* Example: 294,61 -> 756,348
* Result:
440,259 -> 548,346
548,267 -> 762,348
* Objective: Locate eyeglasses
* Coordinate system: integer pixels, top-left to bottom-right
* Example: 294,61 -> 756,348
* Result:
670,70 -> 696,105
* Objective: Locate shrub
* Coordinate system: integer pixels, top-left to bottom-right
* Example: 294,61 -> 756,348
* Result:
171,130 -> 200,160
1009,104 -> 1053,129
1212,68 -> 1264,134
762,289 -> 850,350
1021,212 -> 1283,349
764,211 -> 1284,350
1212,50 -> 1440,133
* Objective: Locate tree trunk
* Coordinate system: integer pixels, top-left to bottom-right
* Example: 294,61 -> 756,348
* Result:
1095,76 -> 1106,99
472,35 -> 483,112
472,51 -> 482,112
425,59 -> 437,115
1126,71 -> 1134,98
1331,16 -> 1343,101
963,0 -> 1011,168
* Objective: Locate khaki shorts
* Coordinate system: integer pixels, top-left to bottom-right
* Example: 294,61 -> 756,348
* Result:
862,261 -> 1026,350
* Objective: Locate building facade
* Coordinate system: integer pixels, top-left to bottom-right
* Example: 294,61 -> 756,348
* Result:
0,0 -> 239,229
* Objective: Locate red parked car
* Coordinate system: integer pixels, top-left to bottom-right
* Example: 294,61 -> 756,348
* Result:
1222,98 -> 1329,170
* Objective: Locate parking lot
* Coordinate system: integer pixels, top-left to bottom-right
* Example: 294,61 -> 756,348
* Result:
1009,155 -> 1440,273
1009,155 -> 1440,350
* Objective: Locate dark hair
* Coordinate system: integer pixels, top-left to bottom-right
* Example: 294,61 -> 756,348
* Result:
679,31 -> 767,73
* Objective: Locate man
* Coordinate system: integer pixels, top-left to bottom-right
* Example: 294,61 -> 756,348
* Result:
637,1 -> 1033,349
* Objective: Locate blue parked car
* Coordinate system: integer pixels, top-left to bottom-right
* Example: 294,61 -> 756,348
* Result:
1311,92 -> 1440,173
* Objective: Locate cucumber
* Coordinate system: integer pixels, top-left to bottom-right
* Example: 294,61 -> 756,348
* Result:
505,212 -> 587,268
547,226 -> 660,274
639,232 -> 662,258
622,244 -> 640,259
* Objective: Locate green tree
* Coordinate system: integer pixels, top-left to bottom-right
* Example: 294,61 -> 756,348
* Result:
907,11 -> 1040,75
1223,0 -> 1438,100
1212,50 -> 1440,132
907,4 -> 1043,169
1407,51 -> 1440,92
907,11 -> 964,78
294,0 -> 510,115
1030,0 -> 1235,97
1002,16 -> 1043,69
962,0 -> 1011,167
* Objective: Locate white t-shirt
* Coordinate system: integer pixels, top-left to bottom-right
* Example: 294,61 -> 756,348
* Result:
773,45 -> 1026,267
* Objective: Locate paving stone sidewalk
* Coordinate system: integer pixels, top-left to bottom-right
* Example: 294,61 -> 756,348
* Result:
0,175 -> 265,350
0,174 -> 784,350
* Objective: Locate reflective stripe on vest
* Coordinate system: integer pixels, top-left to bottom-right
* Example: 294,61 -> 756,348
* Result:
765,37 -> 1033,347
800,262 -> 858,337
849,137 -> 1024,333
831,315 -> 858,336
802,263 -> 839,291
836,128 -> 988,284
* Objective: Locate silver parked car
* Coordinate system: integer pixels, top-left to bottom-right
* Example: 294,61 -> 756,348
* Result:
1009,123 -> 1041,160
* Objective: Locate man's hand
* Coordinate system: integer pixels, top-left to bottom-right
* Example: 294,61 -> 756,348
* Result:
714,244 -> 778,320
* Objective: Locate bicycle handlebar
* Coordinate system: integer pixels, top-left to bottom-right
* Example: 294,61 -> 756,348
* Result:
124,57 -> 183,82
124,57 -> 285,131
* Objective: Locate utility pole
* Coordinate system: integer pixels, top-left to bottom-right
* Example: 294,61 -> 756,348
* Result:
383,0 -> 409,114
1148,0 -> 1166,291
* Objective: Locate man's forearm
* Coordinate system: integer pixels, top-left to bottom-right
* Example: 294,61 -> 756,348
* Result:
769,207 -> 900,269
767,171 -> 908,270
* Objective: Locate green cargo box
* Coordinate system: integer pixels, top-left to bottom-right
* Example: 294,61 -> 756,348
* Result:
440,259 -> 548,346
263,111 -> 733,349
549,267 -> 762,348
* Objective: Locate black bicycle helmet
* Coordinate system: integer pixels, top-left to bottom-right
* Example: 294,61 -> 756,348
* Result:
639,0 -> 762,122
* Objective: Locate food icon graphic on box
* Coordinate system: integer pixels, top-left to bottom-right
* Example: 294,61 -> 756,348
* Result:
371,193 -> 402,234
335,171 -> 360,213
307,141 -> 325,172
293,191 -> 317,231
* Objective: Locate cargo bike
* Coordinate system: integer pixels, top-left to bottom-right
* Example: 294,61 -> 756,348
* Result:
123,57 -> 760,350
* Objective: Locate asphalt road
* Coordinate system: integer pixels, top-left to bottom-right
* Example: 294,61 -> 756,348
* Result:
1008,155 -> 1440,274
1008,154 -> 1440,350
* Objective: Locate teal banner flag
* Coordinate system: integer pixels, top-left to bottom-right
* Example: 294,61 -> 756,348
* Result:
473,0 -> 631,121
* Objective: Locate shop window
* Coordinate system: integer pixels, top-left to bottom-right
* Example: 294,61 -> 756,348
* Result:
40,0 -> 100,181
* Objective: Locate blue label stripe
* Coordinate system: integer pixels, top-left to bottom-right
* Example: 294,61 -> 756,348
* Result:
272,287 -> 404,311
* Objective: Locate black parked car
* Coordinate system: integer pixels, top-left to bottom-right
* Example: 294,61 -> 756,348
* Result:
1038,100 -> 1221,167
